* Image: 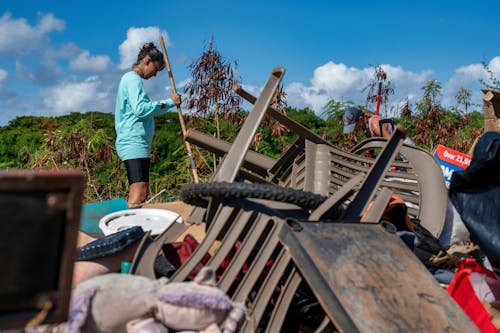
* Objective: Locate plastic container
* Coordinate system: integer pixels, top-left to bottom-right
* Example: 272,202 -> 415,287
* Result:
99,208 -> 182,236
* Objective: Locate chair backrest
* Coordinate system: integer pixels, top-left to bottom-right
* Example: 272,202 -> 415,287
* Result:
350,137 -> 448,238
136,67 -> 451,331
168,199 -> 305,332
171,68 -> 420,331
167,67 -> 303,331
187,85 -> 447,237
235,84 -> 447,237
0,169 -> 84,330
169,127 -> 464,332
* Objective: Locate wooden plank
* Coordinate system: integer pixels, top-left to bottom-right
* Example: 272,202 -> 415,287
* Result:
279,222 -> 480,333
482,89 -> 500,132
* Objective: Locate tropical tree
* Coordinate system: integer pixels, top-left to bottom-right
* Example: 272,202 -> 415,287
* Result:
251,84 -> 290,152
455,87 -> 472,114
400,99 -> 412,117
363,65 -> 394,115
322,97 -> 355,121
416,79 -> 442,114
184,37 -> 243,140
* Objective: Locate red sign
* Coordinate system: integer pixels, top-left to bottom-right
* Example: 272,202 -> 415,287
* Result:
433,144 -> 472,187
433,144 -> 472,169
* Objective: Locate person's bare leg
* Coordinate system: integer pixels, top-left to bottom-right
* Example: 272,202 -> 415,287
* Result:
76,231 -> 96,248
72,240 -> 141,286
128,181 -> 149,208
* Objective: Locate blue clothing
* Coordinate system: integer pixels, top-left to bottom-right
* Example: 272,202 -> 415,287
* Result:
115,71 -> 174,161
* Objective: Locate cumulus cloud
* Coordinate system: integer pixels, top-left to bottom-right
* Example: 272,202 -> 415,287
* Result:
442,56 -> 500,107
488,56 -> 500,74
41,76 -> 112,115
118,27 -> 170,70
37,11 -> 65,33
284,61 -> 434,116
442,64 -> 483,106
311,62 -> 364,92
0,12 -> 65,54
69,50 -> 111,72
0,68 -> 7,82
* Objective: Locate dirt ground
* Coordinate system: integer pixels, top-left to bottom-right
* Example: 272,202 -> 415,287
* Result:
142,201 -> 206,244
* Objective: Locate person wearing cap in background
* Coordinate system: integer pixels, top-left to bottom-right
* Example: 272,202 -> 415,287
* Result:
343,106 -> 394,139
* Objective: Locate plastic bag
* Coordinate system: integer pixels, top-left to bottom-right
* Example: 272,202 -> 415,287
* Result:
449,132 -> 500,272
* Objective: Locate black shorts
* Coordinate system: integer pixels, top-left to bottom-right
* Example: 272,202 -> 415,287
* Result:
124,158 -> 150,184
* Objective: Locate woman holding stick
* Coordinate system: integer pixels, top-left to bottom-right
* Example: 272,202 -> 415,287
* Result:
115,42 -> 181,208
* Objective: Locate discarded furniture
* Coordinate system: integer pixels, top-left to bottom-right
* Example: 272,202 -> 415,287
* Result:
349,136 -> 448,237
0,169 -> 84,330
279,220 -> 480,332
184,86 -> 447,238
132,67 -> 476,332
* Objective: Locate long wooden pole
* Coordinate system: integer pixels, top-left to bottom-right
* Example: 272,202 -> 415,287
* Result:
159,36 -> 199,183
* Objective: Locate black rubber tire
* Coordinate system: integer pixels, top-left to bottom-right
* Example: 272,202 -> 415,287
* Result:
179,182 -> 327,210
75,226 -> 146,261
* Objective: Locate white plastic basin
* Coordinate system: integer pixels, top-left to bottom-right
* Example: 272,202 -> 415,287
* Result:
98,208 -> 182,236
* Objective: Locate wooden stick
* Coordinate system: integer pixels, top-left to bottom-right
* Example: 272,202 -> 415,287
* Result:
159,35 -> 199,183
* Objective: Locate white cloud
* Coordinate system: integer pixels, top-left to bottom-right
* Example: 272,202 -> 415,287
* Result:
442,64 -> 483,106
69,50 -> 111,72
284,61 -> 434,116
442,57 -> 500,107
118,27 -> 170,70
285,82 -> 329,113
488,56 -> 500,74
0,68 -> 7,82
38,12 -> 65,33
311,62 -> 364,92
42,76 -> 112,115
284,57 -> 500,117
0,12 -> 65,54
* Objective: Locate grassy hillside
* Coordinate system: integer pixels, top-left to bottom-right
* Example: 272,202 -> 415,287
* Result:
0,107 -> 484,203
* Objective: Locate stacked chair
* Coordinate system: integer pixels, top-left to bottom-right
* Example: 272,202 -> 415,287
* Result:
132,67 -> 479,332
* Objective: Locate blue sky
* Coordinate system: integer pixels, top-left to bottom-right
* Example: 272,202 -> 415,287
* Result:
1,0 -> 499,125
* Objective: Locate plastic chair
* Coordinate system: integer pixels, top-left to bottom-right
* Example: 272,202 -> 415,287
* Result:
132,67 -> 465,332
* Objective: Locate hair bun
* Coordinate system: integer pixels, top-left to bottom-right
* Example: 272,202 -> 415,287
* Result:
142,42 -> 155,50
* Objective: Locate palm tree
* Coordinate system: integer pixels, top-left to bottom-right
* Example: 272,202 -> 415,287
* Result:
416,79 -> 442,114
455,87 -> 472,114
322,98 -> 354,121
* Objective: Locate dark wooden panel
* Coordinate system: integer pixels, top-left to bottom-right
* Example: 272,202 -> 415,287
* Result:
0,169 -> 84,330
279,222 -> 479,333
